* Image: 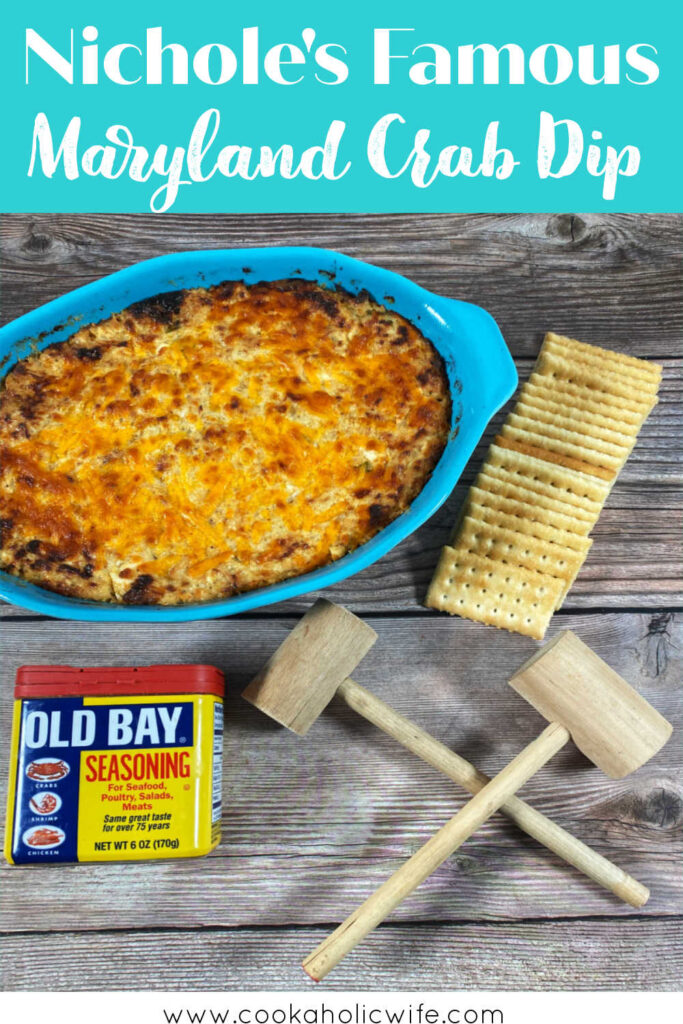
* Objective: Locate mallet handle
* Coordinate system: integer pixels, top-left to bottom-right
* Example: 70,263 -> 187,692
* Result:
337,678 -> 649,909
304,721 -> 569,981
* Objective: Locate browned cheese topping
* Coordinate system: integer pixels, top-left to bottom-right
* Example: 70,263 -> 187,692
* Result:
0,279 -> 451,604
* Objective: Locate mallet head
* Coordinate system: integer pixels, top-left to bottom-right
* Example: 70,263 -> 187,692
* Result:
242,599 -> 377,735
509,631 -> 672,778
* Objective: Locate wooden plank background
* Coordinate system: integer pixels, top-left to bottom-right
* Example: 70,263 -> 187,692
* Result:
0,213 -> 681,991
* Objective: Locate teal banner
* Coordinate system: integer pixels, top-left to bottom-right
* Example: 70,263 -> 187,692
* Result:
1,0 -> 680,212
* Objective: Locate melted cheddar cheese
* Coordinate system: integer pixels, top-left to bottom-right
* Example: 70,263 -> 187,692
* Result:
0,279 -> 451,604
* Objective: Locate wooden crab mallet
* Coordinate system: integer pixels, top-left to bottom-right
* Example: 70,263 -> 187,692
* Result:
243,602 -> 650,915
301,628 -> 672,981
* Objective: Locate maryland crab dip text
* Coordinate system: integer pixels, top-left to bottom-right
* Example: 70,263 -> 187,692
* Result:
0,279 -> 451,604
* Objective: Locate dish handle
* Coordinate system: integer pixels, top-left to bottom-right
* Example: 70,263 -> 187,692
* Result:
429,295 -> 518,415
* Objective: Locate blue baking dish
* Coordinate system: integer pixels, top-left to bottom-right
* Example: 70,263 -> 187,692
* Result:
0,247 -> 517,620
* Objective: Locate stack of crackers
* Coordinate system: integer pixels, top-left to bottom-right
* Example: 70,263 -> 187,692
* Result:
426,332 -> 661,640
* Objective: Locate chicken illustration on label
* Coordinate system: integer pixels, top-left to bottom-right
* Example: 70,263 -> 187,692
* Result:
23,825 -> 66,849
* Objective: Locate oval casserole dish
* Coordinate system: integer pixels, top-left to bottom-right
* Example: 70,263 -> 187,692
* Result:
0,247 -> 517,621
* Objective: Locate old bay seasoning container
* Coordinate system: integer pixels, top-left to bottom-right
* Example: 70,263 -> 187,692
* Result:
5,664 -> 224,864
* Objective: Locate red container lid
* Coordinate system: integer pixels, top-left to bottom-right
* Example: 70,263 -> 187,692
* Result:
14,664 -> 225,699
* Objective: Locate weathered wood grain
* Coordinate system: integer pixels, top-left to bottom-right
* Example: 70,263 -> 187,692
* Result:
1,614 -> 680,934
2,918 -> 681,991
1,213 -> 680,358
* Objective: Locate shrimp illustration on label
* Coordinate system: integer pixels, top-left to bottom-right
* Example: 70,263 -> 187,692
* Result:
29,791 -> 62,815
